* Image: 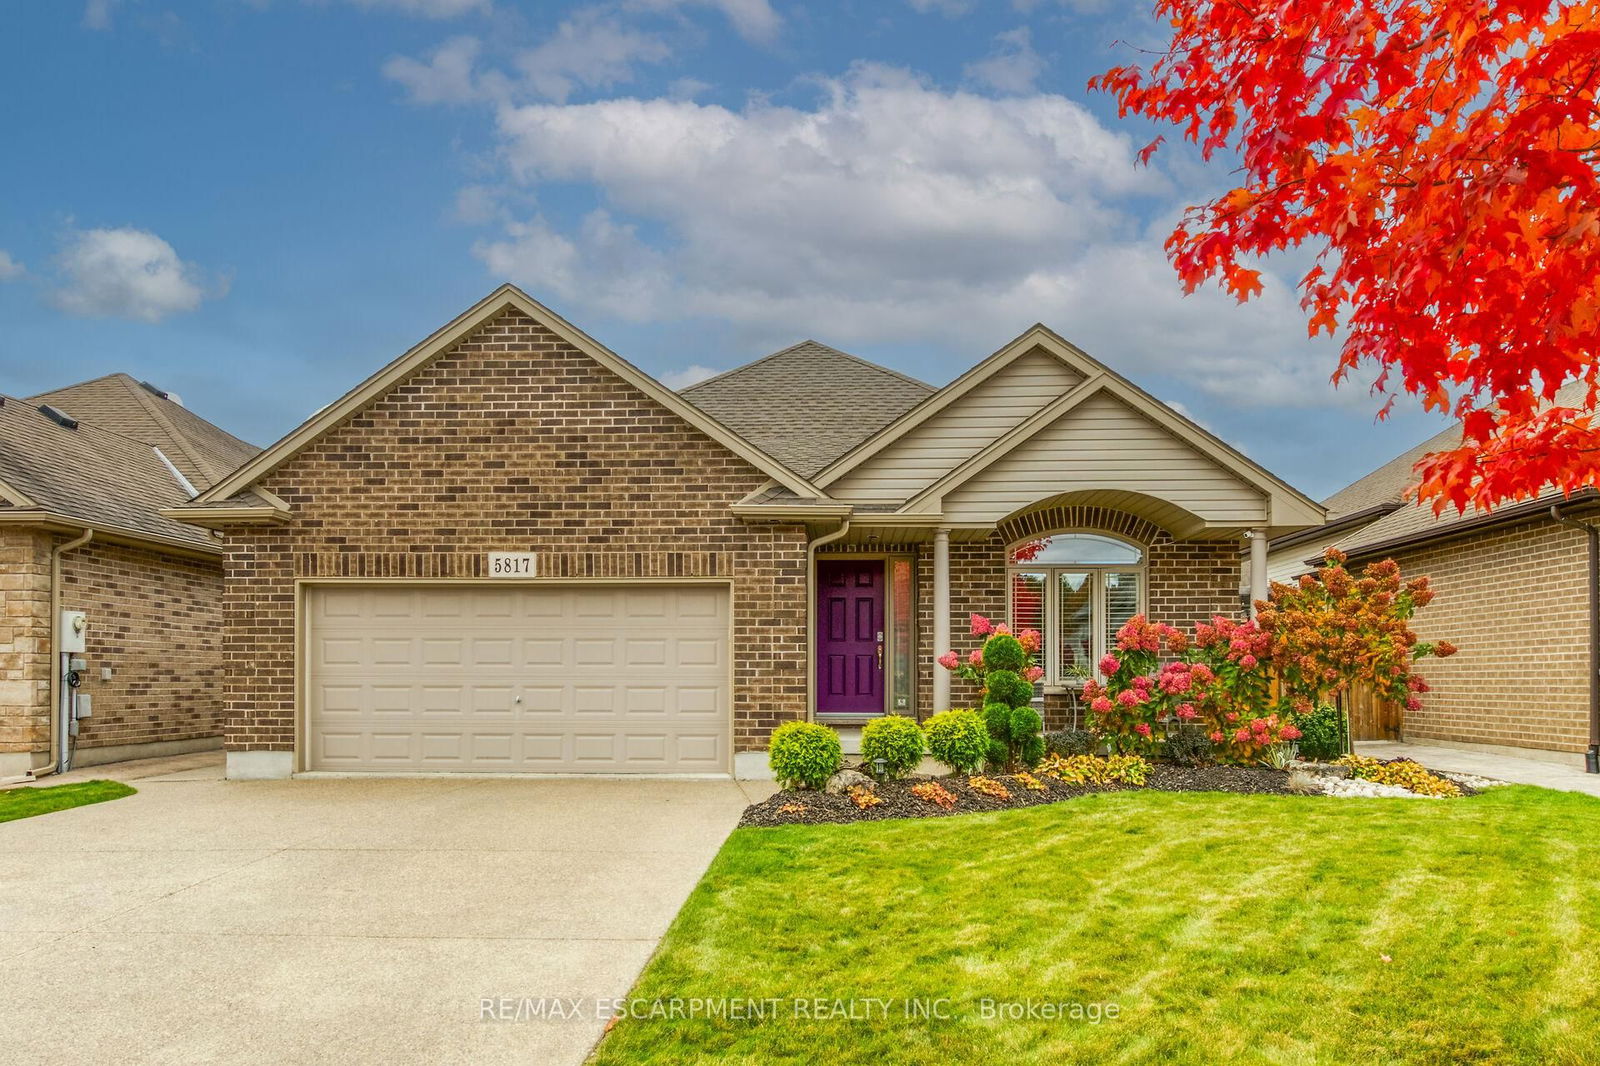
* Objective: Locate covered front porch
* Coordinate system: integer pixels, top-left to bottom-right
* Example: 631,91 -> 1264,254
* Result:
808,490 -> 1279,730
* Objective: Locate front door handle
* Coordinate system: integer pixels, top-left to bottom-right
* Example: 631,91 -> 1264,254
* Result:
876,640 -> 884,670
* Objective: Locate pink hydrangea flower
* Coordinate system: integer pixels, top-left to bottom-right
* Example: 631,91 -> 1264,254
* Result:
937,651 -> 960,671
1225,712 -> 1239,723
1024,665 -> 1045,683
1134,722 -> 1152,738
969,614 -> 993,636
967,648 -> 984,667
1239,654 -> 1258,670
1091,696 -> 1113,714
1116,689 -> 1140,707
1019,629 -> 1042,654
992,622 -> 1012,636
1209,731 -> 1225,743
1175,703 -> 1197,720
1098,653 -> 1121,676
1280,724 -> 1303,741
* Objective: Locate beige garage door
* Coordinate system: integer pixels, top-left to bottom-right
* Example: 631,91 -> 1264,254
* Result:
306,584 -> 730,773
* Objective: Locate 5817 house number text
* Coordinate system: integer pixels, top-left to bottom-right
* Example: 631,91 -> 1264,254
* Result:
487,552 -> 537,577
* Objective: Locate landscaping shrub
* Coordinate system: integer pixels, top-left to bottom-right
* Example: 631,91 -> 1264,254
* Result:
860,715 -> 925,779
1293,704 -> 1346,760
1044,728 -> 1097,756
1163,728 -> 1213,767
910,780 -> 957,810
967,775 -> 1012,800
925,709 -> 990,773
1336,754 -> 1462,797
767,721 -> 843,790
981,633 -> 1026,673
1040,753 -> 1152,786
938,615 -> 1046,770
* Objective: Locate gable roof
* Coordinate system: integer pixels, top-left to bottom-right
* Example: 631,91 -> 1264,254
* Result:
679,340 -> 934,478
184,285 -> 825,509
0,395 -> 219,553
814,323 -> 1324,529
28,373 -> 258,490
1324,378 -> 1594,557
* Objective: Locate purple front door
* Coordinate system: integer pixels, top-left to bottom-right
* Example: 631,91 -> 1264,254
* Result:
817,560 -> 885,715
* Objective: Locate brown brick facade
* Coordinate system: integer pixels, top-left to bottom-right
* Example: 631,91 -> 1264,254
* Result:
59,541 -> 225,755
0,529 -> 224,773
220,308 -> 810,756
1374,517 -> 1591,755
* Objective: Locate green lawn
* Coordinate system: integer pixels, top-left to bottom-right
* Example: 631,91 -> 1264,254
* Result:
0,780 -> 135,823
592,787 -> 1600,1066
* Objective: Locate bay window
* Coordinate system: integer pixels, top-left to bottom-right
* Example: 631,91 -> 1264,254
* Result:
1007,533 -> 1146,686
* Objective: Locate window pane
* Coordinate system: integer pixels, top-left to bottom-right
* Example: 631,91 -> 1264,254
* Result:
1058,571 -> 1093,677
1010,571 -> 1045,636
889,559 -> 914,713
1010,533 -> 1142,566
1104,570 -> 1142,651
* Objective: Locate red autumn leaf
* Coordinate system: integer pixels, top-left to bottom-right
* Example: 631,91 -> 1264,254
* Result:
1094,0 -> 1600,514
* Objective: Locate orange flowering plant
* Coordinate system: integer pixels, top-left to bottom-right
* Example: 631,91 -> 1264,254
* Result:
1256,549 -> 1458,714
1085,551 -> 1455,763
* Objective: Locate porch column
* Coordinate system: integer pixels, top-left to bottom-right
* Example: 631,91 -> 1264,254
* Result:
933,527 -> 951,711
1248,528 -> 1269,617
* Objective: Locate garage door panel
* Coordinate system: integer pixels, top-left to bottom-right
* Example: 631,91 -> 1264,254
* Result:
307,584 -> 729,773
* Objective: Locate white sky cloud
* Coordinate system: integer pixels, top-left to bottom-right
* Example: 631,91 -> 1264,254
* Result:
468,63 -> 1345,407
516,10 -> 672,102
964,27 -> 1044,95
384,36 -> 483,103
82,0 -> 121,30
659,364 -> 720,388
628,0 -> 781,44
49,227 -> 216,323
344,0 -> 489,17
0,251 -> 24,281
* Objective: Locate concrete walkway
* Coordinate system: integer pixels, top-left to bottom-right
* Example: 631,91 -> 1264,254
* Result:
0,763 -> 759,1065
1357,740 -> 1600,798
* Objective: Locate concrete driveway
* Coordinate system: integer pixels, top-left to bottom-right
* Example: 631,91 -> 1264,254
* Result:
0,759 -> 762,1064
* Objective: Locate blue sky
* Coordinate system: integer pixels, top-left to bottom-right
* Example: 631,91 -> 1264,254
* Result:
0,0 -> 1451,499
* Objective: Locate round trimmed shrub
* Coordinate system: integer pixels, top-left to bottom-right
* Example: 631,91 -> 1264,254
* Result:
1009,705 -> 1043,738
985,669 -> 1033,709
1018,732 -> 1046,768
924,709 -> 989,773
768,721 -> 842,790
982,633 -> 1026,672
860,715 -> 925,779
982,701 -> 1014,740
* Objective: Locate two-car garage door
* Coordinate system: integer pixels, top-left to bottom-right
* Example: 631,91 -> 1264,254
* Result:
305,584 -> 730,773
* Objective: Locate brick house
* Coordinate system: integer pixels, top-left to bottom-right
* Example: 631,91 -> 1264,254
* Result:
0,374 -> 257,780
168,285 -> 1324,780
1266,387 -> 1600,771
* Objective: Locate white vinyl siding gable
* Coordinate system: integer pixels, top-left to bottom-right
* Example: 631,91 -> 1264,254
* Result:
827,348 -> 1084,503
940,392 -> 1268,526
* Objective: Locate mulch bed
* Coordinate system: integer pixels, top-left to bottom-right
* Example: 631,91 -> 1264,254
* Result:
739,763 -> 1294,828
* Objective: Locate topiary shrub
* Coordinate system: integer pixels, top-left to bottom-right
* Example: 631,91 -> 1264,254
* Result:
1293,704 -> 1346,761
984,669 -> 1033,709
981,633 -> 1026,673
860,715 -> 925,779
767,721 -> 842,789
924,709 -> 989,774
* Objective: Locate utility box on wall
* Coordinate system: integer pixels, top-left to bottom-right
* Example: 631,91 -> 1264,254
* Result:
60,611 -> 88,654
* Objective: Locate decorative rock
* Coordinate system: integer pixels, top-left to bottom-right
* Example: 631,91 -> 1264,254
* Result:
824,769 -> 874,795
1297,761 -> 1352,779
1319,776 -> 1438,799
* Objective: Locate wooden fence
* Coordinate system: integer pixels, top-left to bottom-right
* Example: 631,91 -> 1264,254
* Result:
1339,681 -> 1405,741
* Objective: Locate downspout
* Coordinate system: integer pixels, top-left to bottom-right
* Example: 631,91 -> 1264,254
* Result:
1550,503 -> 1600,774
35,528 -> 93,779
805,517 -> 852,723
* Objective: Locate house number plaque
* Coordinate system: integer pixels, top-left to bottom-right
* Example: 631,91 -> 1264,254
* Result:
487,552 -> 537,577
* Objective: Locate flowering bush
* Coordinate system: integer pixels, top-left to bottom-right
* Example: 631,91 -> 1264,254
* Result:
1076,551 -> 1452,765
1257,549 -> 1458,713
938,614 -> 1046,770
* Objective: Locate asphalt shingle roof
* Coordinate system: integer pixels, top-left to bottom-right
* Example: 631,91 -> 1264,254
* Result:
0,395 -> 218,549
28,373 -> 258,489
680,340 -> 934,479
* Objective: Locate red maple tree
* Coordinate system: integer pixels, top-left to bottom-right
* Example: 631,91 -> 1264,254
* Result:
1092,2 -> 1600,512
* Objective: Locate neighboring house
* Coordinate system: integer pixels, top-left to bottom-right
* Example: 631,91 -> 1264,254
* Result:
167,285 -> 1325,780
0,374 -> 258,780
1267,379 -> 1600,770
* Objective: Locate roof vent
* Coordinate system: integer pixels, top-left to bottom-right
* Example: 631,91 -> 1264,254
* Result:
139,380 -> 183,407
39,404 -> 79,430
